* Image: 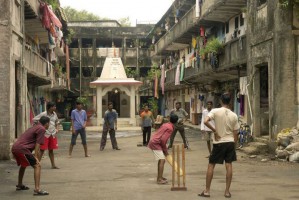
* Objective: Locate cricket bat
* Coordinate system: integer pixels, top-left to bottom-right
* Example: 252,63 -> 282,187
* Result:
166,154 -> 184,176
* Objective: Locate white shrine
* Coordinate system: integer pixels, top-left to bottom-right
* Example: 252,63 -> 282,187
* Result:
90,57 -> 142,126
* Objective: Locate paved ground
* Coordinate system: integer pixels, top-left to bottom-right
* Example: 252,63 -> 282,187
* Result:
0,127 -> 299,200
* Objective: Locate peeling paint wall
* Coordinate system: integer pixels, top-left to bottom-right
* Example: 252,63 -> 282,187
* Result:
248,0 -> 298,137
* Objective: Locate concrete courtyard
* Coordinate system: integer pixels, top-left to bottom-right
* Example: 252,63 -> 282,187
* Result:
0,128 -> 299,200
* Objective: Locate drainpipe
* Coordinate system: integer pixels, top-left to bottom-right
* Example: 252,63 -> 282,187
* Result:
246,83 -> 253,136
296,37 -> 299,129
246,70 -> 258,136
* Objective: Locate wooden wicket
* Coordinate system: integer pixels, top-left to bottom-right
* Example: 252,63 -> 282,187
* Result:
171,144 -> 187,191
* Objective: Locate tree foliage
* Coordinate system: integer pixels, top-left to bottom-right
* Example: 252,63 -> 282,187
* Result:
147,63 -> 161,80
63,6 -> 107,21
280,0 -> 299,18
118,17 -> 131,27
63,6 -> 131,26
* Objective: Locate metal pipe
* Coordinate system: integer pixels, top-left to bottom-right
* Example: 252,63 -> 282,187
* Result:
79,38 -> 82,97
246,83 -> 253,135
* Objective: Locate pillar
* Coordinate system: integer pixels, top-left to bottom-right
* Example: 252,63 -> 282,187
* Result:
97,87 -> 102,126
130,86 -> 135,125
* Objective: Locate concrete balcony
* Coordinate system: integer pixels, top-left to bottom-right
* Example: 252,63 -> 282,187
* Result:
25,0 -> 39,19
165,36 -> 247,87
51,77 -> 68,90
201,0 -> 246,22
154,0 -> 246,55
155,5 -> 197,55
24,47 -> 54,86
69,48 -> 150,59
70,77 -> 95,96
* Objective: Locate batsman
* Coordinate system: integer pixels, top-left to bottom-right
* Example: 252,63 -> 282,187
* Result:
148,114 -> 178,184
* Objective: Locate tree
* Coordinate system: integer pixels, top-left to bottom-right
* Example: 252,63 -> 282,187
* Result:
63,6 -> 107,21
118,17 -> 131,27
63,6 -> 131,26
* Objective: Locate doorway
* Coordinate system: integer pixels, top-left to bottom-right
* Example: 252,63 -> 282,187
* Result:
259,66 -> 269,135
108,90 -> 120,116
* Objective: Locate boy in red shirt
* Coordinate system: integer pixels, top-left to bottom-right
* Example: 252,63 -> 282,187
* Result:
11,116 -> 50,195
148,114 -> 178,184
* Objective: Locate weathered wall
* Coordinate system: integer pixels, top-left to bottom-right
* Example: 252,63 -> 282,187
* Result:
272,1 -> 297,133
0,0 -> 12,159
248,0 -> 298,137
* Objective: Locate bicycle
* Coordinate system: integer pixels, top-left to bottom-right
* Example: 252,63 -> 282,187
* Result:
237,118 -> 252,149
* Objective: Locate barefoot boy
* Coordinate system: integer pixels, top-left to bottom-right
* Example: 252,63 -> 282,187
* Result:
12,116 -> 50,195
148,114 -> 178,184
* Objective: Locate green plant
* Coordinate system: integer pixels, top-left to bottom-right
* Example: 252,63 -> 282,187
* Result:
200,38 -> 223,56
76,97 -> 90,108
125,67 -> 137,78
44,0 -> 59,10
147,63 -> 161,80
53,63 -> 63,77
148,97 -> 158,117
241,7 -> 247,13
66,28 -> 75,45
65,103 -> 72,110
280,0 -> 299,18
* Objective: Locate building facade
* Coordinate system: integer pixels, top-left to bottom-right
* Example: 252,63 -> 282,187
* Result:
151,0 -> 299,138
0,0 -> 70,159
67,21 -> 154,125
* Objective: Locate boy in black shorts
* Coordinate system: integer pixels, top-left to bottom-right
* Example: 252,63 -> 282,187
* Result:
199,93 -> 239,198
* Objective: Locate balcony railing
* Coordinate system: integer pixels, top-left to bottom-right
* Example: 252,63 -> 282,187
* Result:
154,0 -> 246,55
155,5 -> 197,54
69,48 -> 150,59
165,36 -> 247,85
24,47 -> 54,83
51,76 -> 67,89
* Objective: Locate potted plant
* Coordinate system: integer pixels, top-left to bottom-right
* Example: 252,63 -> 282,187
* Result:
61,103 -> 72,131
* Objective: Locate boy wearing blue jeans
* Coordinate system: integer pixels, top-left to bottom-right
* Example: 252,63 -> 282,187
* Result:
69,101 -> 90,157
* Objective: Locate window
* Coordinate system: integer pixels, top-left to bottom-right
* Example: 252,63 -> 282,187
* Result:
240,14 -> 244,26
235,17 -> 239,29
225,22 -> 229,34
222,24 -> 225,35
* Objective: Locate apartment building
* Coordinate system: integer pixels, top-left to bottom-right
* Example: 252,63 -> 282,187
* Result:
151,0 -> 247,124
151,0 -> 299,139
67,21 -> 154,124
0,0 -> 70,159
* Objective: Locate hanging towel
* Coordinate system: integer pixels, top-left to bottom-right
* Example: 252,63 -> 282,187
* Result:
200,26 -> 205,37
160,64 -> 165,95
175,64 -> 180,85
192,36 -> 197,49
180,62 -> 185,81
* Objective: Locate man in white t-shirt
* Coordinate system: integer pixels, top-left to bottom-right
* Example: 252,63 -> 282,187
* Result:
200,101 -> 215,157
198,93 -> 239,198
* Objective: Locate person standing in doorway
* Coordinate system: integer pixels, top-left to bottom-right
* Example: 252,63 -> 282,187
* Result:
100,102 -> 120,151
148,114 -> 178,184
200,101 -> 215,158
168,102 -> 189,149
198,93 -> 239,198
12,116 -> 50,195
33,102 -> 59,169
69,101 -> 90,157
140,104 -> 155,146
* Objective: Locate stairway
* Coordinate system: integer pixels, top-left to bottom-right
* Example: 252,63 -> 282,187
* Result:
117,118 -> 133,127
